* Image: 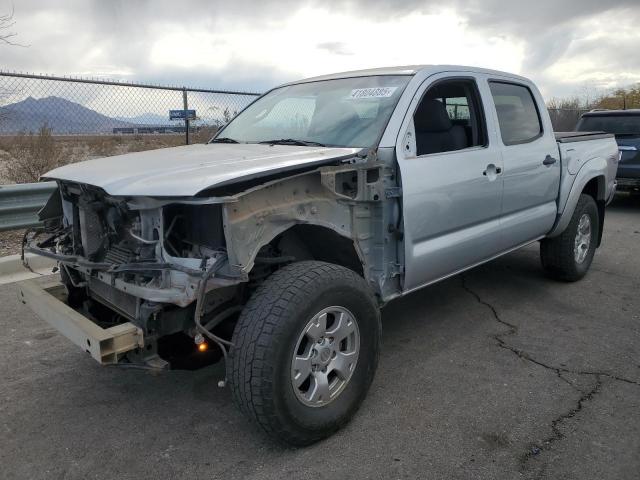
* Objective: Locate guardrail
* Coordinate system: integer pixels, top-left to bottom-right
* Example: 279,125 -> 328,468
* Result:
0,182 -> 57,232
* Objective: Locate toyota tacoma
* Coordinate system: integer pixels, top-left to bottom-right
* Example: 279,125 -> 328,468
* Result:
19,65 -> 619,445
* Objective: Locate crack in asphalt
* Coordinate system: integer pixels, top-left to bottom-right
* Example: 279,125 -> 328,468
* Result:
459,275 -> 640,474
521,378 -> 602,478
459,275 -> 640,388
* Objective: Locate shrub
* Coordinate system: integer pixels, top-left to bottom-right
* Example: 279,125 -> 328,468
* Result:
4,124 -> 64,183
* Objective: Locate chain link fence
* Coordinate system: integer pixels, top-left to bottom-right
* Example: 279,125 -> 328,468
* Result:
0,71 -> 260,184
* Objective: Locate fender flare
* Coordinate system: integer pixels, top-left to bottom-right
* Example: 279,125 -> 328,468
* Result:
547,157 -> 606,239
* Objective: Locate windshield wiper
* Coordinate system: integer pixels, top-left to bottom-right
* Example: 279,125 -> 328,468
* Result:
258,138 -> 327,147
211,137 -> 239,144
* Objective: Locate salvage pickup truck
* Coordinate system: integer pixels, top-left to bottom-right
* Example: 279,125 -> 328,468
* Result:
20,65 -> 619,446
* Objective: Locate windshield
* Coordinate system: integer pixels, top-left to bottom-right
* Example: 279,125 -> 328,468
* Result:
577,114 -> 640,135
213,75 -> 411,148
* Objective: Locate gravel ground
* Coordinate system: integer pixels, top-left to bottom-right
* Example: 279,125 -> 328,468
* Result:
1,195 -> 639,480
0,230 -> 24,257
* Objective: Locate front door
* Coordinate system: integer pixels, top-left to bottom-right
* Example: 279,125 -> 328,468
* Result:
397,75 -> 505,291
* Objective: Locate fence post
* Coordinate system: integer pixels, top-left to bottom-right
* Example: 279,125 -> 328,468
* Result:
182,87 -> 190,145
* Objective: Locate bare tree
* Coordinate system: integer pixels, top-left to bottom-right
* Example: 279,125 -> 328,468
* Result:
0,6 -> 25,125
0,6 -> 20,46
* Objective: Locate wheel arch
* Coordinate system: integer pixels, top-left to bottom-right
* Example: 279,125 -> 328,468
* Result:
220,161 -> 402,300
220,170 -> 370,282
270,224 -> 365,277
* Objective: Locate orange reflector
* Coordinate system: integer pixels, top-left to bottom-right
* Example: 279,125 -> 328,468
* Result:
198,342 -> 208,352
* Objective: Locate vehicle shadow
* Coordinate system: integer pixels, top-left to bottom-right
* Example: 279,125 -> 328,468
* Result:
608,192 -> 640,211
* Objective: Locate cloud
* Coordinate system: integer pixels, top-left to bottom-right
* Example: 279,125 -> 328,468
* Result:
317,42 -> 353,56
2,0 -> 640,101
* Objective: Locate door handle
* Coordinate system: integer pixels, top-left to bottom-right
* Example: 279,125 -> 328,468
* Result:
483,164 -> 502,176
543,155 -> 557,166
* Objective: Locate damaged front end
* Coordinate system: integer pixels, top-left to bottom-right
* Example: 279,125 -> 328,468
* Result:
22,150 -> 403,369
24,181 -> 243,368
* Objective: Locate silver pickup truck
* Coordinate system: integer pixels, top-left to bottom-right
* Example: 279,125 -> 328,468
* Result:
20,65 -> 619,445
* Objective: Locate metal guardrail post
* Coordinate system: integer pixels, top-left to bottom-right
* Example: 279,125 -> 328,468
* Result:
0,182 -> 57,232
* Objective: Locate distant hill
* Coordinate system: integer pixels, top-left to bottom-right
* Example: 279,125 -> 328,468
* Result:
0,96 -> 134,134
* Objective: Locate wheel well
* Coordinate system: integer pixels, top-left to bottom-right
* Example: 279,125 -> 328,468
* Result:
582,176 -> 606,247
271,224 -> 364,277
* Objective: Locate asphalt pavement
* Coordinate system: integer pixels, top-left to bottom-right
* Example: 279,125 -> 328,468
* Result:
1,195 -> 639,480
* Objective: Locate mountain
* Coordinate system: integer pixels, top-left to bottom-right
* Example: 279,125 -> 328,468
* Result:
0,96 -> 134,134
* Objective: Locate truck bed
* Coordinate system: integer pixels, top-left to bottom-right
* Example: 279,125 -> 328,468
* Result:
555,131 -> 614,143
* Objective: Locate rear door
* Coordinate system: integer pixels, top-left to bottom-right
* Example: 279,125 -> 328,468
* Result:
487,80 -> 560,249
396,73 -> 505,291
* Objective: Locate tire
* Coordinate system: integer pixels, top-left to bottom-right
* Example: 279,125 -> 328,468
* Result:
228,261 -> 381,446
540,194 -> 599,282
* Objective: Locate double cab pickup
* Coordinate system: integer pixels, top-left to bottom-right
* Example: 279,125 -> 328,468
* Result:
21,65 -> 619,445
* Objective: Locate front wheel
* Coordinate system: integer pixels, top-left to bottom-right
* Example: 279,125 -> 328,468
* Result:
540,194 -> 599,282
228,261 -> 381,446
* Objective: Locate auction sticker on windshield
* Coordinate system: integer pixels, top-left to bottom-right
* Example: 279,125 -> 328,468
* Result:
347,87 -> 398,99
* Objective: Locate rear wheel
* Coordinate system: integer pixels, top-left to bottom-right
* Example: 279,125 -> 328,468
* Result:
540,194 -> 599,281
228,261 -> 380,446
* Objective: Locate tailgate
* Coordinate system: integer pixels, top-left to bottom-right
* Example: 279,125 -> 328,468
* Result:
18,279 -> 144,364
617,137 -> 640,179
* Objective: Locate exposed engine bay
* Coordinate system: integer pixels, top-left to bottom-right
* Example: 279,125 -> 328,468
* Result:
25,181 -> 252,367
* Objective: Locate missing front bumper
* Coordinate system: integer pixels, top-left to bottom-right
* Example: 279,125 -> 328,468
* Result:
23,242 -> 243,308
17,279 -> 144,364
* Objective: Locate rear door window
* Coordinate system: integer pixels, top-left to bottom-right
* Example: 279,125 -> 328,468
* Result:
489,82 -> 542,145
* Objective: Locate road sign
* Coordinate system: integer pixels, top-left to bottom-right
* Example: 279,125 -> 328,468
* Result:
169,109 -> 196,120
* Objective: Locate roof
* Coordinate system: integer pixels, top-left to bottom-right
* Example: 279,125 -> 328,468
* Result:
283,65 -> 529,86
298,65 -> 423,82
582,109 -> 640,117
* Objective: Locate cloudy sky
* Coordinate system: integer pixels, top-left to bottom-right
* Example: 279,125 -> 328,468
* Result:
2,0 -> 640,100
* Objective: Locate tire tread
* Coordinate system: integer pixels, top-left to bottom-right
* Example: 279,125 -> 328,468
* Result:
228,261 -> 379,445
540,194 -> 599,282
